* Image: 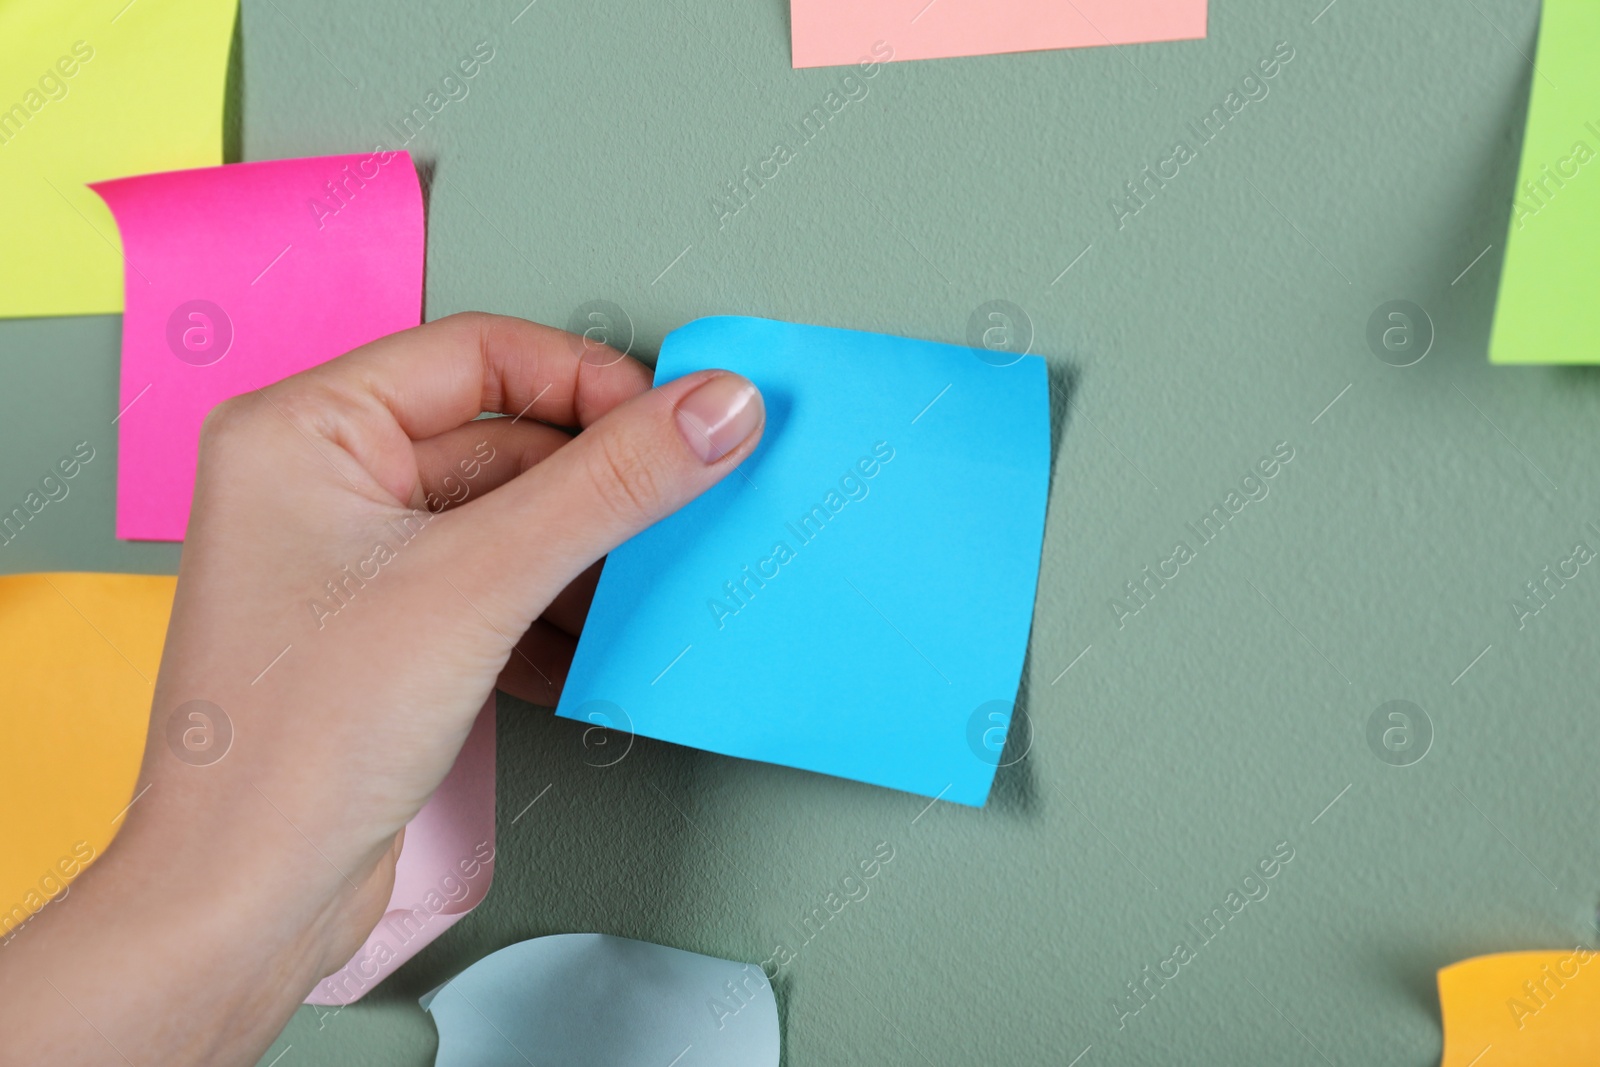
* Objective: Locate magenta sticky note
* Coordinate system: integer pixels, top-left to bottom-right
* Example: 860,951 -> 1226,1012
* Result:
791,0 -> 1207,68
92,152 -> 424,542
308,696 -> 497,1006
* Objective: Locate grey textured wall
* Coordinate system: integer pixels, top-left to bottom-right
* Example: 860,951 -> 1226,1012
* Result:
2,0 -> 1597,1063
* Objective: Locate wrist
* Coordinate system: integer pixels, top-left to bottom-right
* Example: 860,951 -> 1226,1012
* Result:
20,774 -> 394,1063
111,769 -> 394,984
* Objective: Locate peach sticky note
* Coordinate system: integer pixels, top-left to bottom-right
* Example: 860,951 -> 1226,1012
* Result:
92,152 -> 425,541
0,573 -> 170,944
0,0 -> 236,318
1438,949 -> 1600,1065
309,696 -> 497,1006
790,0 -> 1207,69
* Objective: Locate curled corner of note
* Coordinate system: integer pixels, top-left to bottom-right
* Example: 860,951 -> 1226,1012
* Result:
305,696 -> 496,1007
90,151 -> 425,541
1437,948 -> 1600,1066
423,933 -> 780,1066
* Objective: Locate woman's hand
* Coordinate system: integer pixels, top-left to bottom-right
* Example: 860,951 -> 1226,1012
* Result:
0,312 -> 763,1065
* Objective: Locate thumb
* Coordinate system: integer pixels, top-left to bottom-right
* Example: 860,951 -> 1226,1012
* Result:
449,368 -> 764,608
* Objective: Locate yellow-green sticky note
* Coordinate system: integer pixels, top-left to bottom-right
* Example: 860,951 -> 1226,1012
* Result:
0,0 -> 236,319
1489,0 -> 1600,363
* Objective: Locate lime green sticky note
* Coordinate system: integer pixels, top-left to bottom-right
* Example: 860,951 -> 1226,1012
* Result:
0,0 -> 237,319
1489,0 -> 1600,363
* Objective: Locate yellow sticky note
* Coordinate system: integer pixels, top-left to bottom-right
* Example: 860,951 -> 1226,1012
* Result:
1488,0 -> 1600,362
0,573 -> 172,940
0,0 -> 236,319
1438,949 -> 1600,1065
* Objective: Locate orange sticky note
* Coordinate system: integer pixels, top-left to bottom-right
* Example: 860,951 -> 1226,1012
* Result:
1438,949 -> 1600,1065
0,571 -> 495,999
0,573 -> 170,942
790,0 -> 1207,69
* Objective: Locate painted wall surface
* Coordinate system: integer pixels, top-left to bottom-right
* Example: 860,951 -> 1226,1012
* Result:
1,1 -> 1594,1063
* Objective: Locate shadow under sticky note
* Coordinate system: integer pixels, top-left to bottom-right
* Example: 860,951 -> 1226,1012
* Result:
0,573 -> 171,940
0,0 -> 237,318
1488,0 -> 1600,363
1437,949 -> 1600,1064
790,0 -> 1207,69
309,696 -> 496,1006
92,152 -> 425,541
422,933 -> 779,1066
557,316 -> 1050,807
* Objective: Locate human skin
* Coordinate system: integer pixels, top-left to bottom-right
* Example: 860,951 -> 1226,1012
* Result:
0,313 -> 764,1065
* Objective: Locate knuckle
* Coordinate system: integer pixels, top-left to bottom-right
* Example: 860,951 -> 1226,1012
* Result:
438,309 -> 495,332
438,310 -> 496,352
197,393 -> 259,452
263,386 -> 332,431
198,387 -> 328,462
587,433 -> 662,524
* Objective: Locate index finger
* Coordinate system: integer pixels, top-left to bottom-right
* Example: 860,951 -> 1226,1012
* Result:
300,311 -> 653,441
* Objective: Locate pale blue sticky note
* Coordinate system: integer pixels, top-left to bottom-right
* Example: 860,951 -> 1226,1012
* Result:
556,315 -> 1050,807
421,933 -> 778,1066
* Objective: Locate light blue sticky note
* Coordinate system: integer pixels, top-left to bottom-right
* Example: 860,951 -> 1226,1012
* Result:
556,315 -> 1050,807
421,933 -> 778,1066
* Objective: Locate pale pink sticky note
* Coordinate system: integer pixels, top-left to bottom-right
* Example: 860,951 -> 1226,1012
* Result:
308,696 -> 498,1006
790,0 -> 1207,68
92,152 -> 424,542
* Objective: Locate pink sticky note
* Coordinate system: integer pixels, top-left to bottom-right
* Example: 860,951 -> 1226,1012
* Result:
790,0 -> 1207,68
308,697 -> 498,1006
92,152 -> 425,542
